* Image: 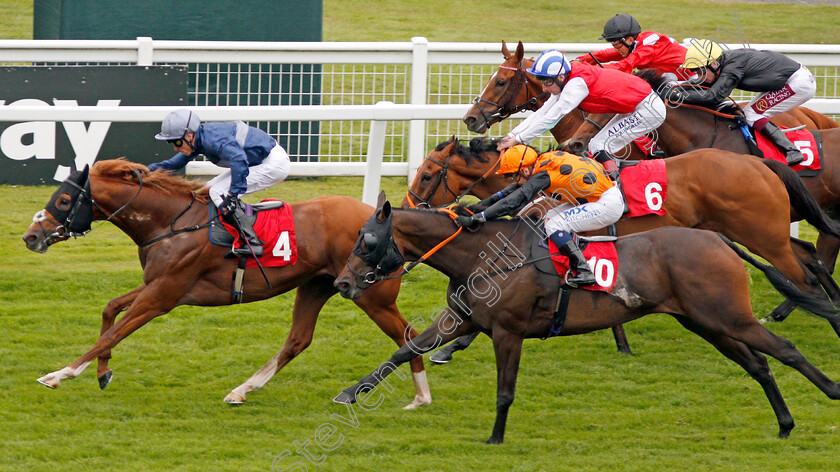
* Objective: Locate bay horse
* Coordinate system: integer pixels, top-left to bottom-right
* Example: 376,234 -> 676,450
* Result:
565,70 -> 840,322
21,159 -> 431,408
405,137 -> 840,321
333,196 -> 840,443
464,41 -> 831,155
463,40 -> 586,145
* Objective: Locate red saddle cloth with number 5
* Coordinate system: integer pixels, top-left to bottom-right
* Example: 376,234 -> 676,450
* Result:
547,239 -> 618,293
756,128 -> 822,171
222,199 -> 298,268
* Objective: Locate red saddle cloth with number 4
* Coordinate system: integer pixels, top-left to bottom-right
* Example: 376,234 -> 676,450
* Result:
756,128 -> 821,171
222,199 -> 298,268
618,159 -> 668,218
547,239 -> 618,293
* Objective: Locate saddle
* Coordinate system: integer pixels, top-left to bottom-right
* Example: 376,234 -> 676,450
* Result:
209,200 -> 285,247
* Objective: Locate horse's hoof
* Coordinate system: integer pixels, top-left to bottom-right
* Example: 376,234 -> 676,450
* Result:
224,392 -> 246,405
333,390 -> 355,404
403,396 -> 432,410
98,371 -> 113,390
485,436 -> 503,445
429,351 -> 453,364
760,316 -> 778,324
36,375 -> 59,389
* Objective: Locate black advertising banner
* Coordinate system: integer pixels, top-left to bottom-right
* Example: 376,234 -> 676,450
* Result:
0,66 -> 188,185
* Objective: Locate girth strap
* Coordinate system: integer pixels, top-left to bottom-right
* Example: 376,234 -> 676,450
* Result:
543,285 -> 572,339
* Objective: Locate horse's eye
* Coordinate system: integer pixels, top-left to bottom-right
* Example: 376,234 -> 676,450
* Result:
57,195 -> 72,211
496,79 -> 506,87
421,174 -> 432,182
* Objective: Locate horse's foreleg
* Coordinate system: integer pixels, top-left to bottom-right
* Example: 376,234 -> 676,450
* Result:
334,311 -> 476,406
355,279 -> 432,409
224,278 -> 332,405
485,326 -> 524,445
429,331 -> 481,364
37,287 -> 174,389
97,285 -> 145,389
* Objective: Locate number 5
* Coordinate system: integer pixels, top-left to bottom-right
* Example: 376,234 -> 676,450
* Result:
794,140 -> 814,166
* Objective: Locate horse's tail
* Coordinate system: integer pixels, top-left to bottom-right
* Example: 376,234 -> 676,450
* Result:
760,159 -> 840,239
717,233 -> 840,321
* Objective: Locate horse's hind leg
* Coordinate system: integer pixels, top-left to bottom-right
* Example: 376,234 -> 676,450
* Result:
224,277 -> 333,405
675,318 -> 794,438
352,278 -> 431,409
732,322 -> 840,402
96,285 -> 145,389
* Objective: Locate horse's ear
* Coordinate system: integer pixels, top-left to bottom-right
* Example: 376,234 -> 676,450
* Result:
515,41 -> 524,62
377,191 -> 387,209
501,40 -> 510,59
442,138 -> 458,156
377,200 -> 391,223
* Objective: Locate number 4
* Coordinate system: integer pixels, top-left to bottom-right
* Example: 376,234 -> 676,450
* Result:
272,231 -> 292,260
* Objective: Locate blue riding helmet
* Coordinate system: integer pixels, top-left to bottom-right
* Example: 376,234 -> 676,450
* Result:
155,109 -> 201,141
526,50 -> 572,78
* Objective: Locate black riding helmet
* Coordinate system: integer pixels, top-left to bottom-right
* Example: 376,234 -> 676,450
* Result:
598,13 -> 641,41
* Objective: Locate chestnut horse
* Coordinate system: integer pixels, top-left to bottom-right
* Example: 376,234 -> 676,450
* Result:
21,160 -> 430,408
463,40 -> 586,145
333,197 -> 840,443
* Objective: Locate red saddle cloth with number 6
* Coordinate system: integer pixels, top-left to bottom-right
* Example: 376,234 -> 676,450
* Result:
618,159 -> 668,218
222,199 -> 298,268
547,239 -> 618,293
756,128 -> 821,171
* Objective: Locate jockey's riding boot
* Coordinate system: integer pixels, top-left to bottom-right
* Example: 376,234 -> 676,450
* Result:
592,150 -> 620,180
649,145 -> 667,159
760,122 -> 805,166
550,230 -> 596,287
559,240 -> 596,287
223,203 -> 264,258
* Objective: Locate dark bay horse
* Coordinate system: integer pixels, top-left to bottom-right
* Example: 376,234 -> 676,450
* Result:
21,159 -> 431,408
333,198 -> 840,443
405,137 -> 840,319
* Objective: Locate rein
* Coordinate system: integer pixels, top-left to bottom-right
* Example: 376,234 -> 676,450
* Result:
138,192 -> 215,248
354,208 -> 464,283
472,61 -> 549,125
405,151 -> 503,209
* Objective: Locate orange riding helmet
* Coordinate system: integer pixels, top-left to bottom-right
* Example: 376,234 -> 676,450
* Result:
496,144 -> 539,175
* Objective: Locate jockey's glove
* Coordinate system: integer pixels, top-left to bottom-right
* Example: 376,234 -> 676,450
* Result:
454,212 -> 486,228
220,194 -> 241,217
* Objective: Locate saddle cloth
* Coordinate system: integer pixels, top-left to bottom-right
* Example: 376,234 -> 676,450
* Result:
755,128 -> 822,174
209,199 -> 298,268
547,238 -> 618,293
618,159 -> 668,218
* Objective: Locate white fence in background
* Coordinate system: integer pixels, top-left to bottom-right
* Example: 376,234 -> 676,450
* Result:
1,37 -> 840,197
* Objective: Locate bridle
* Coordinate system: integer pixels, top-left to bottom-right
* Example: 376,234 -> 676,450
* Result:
36,169 -> 143,247
472,60 -> 550,127
404,149 -> 503,209
348,208 -> 464,286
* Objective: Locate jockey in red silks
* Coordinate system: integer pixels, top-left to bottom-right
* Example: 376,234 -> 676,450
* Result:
497,49 -> 667,178
576,13 -> 688,82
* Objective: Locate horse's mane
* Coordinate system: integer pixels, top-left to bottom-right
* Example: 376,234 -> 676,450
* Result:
634,69 -> 669,92
91,159 -> 211,203
434,137 -> 549,166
